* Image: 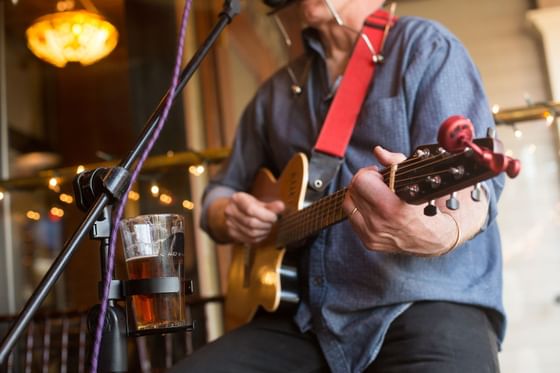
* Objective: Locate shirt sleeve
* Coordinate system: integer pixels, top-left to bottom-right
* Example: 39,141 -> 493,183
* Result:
199,90 -> 272,237
402,20 -> 505,229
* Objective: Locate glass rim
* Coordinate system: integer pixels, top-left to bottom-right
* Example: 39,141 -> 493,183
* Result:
120,213 -> 184,224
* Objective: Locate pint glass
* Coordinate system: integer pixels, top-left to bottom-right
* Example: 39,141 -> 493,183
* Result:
119,214 -> 186,331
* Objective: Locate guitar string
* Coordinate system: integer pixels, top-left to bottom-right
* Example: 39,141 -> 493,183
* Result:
277,150 -> 479,243
277,153 -> 452,237
277,189 -> 347,245
379,153 -> 448,178
381,149 -> 479,180
279,190 -> 344,244
277,154 -> 452,242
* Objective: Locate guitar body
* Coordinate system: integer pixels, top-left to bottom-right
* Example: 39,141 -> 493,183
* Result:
225,153 -> 308,330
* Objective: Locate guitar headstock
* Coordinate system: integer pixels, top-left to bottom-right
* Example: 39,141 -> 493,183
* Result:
389,116 -> 520,213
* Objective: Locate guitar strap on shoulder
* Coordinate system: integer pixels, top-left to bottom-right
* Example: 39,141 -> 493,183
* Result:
307,9 -> 396,200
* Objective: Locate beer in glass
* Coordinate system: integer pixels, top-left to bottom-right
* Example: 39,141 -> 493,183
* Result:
119,214 -> 186,331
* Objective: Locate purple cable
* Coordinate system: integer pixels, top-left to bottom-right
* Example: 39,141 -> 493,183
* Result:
89,0 -> 193,371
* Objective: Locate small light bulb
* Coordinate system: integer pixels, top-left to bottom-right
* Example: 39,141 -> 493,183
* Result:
0,191 -> 4,201
49,177 -> 58,187
128,191 -> 140,201
76,165 -> 85,174
189,164 -> 205,176
50,207 -> 65,218
59,193 -> 74,204
514,129 -> 523,139
150,185 -> 160,196
546,114 -> 555,127
71,23 -> 83,35
159,193 -> 173,205
26,210 -> 41,221
491,104 -> 500,114
182,200 -> 194,210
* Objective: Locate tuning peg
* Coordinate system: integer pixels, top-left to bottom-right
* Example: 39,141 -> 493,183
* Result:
446,192 -> 459,210
505,157 -> 521,178
471,183 -> 482,202
424,200 -> 438,216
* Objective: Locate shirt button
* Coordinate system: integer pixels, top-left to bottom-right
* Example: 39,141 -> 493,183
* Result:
313,276 -> 324,286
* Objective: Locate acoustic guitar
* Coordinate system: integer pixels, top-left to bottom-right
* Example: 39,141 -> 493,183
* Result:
224,116 -> 520,330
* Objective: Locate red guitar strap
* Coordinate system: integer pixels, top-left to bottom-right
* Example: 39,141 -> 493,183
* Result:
307,9 -> 396,197
314,10 -> 394,157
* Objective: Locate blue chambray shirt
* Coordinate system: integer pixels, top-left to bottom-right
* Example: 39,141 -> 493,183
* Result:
201,16 -> 505,373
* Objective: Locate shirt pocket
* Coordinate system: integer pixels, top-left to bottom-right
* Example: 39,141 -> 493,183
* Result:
351,95 -> 410,155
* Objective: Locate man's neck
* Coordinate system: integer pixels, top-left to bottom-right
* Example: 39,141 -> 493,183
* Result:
317,1 -> 383,81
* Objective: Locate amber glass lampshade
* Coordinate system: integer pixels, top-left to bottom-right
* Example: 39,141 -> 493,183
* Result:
26,10 -> 118,68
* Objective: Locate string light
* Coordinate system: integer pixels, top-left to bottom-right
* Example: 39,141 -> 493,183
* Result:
0,191 -> 4,201
150,184 -> 160,197
545,112 -> 555,127
26,210 -> 41,221
491,104 -> 500,114
513,126 -> 523,139
159,193 -> 173,205
48,177 -> 61,192
59,193 -> 74,204
189,164 -> 205,176
56,0 -> 74,12
9,163 -> 208,222
128,190 -> 140,201
166,150 -> 174,157
50,207 -> 65,218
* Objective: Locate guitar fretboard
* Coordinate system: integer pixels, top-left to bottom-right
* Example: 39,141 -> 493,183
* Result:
275,188 -> 348,247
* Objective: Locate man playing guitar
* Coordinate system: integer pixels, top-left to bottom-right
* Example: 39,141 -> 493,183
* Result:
171,0 -> 510,372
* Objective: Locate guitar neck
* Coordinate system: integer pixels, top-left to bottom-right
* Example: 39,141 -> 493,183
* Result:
275,188 -> 348,247
273,137 -> 509,248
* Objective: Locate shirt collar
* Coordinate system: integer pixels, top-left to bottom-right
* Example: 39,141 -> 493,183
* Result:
301,27 -> 327,59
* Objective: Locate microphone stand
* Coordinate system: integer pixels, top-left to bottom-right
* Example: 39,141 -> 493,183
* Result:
0,0 -> 241,364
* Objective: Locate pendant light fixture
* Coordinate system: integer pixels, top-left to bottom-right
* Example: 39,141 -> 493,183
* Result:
25,0 -> 118,68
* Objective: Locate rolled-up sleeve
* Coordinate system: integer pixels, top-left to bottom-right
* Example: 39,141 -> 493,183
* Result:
199,91 -> 272,238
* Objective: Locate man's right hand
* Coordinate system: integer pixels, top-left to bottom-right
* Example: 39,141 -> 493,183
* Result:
208,192 -> 285,244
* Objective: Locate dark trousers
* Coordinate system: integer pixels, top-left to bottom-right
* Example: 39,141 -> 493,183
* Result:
169,301 -> 500,373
